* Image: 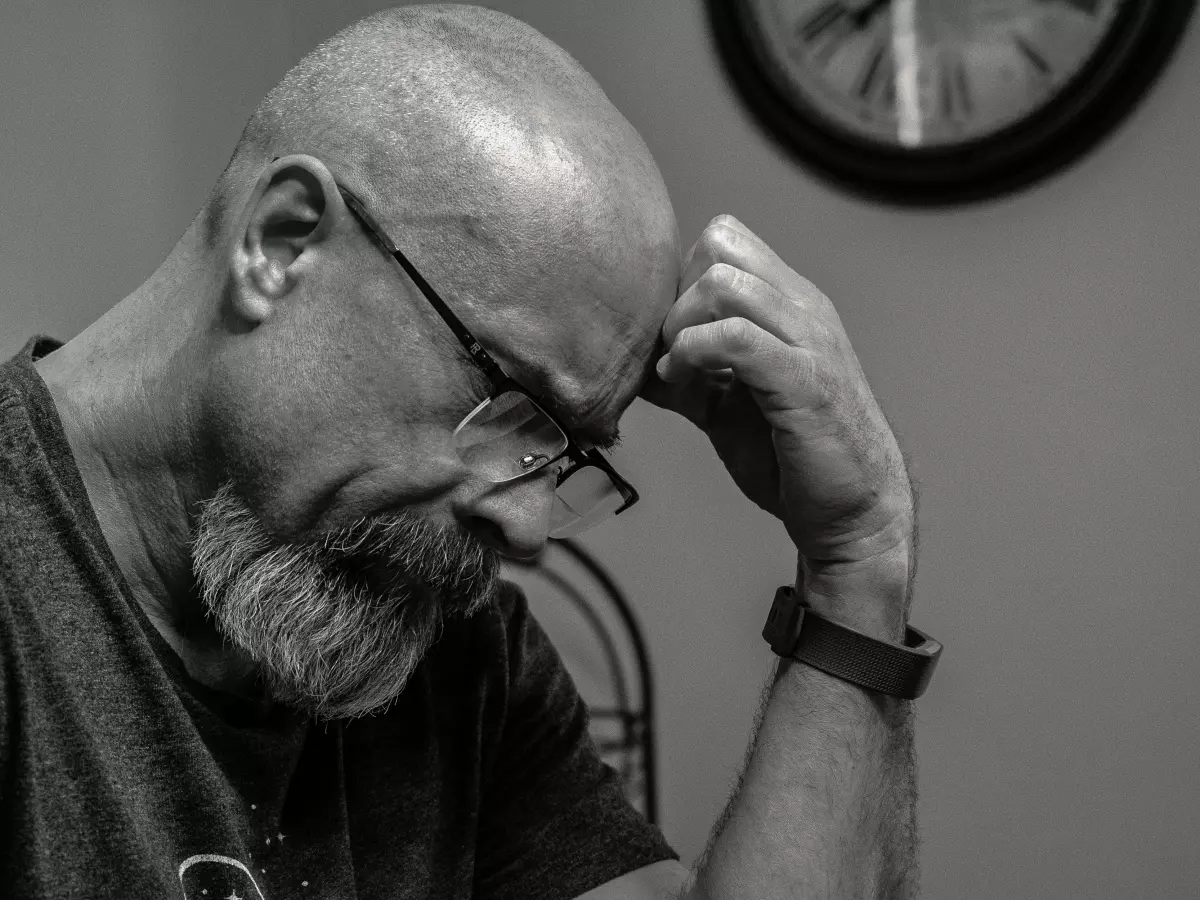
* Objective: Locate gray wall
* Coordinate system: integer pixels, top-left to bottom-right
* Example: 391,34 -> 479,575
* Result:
3,2 -> 1198,897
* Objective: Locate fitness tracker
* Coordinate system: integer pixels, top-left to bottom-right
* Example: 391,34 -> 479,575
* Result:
763,585 -> 942,700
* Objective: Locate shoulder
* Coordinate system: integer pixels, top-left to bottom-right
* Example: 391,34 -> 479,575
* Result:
416,579 -> 533,705
477,578 -> 569,695
418,577 -> 576,749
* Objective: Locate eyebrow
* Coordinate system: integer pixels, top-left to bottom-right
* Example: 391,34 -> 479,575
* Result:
557,408 -> 623,453
504,357 -> 624,453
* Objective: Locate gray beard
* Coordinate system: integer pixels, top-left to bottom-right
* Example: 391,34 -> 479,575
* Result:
189,482 -> 500,722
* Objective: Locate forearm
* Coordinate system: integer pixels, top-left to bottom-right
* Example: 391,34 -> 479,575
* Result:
685,550 -> 919,900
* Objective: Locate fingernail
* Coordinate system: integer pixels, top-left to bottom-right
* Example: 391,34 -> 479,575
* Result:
656,354 -> 670,378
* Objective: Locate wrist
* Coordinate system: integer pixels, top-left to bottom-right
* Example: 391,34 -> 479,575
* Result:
797,543 -> 911,642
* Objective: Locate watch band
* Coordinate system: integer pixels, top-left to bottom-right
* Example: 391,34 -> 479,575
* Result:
762,585 -> 942,700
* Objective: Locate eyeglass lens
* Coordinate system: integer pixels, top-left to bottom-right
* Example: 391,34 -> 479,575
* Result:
549,466 -> 627,537
453,391 -> 626,536
454,391 -> 568,482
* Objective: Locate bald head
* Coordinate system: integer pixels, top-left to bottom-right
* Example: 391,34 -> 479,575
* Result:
206,4 -> 676,300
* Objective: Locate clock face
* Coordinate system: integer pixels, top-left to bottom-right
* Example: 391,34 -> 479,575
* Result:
742,0 -> 1123,148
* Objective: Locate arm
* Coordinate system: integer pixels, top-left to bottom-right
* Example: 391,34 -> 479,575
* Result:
571,545 -> 918,900
685,546 -> 918,900
641,213 -> 928,899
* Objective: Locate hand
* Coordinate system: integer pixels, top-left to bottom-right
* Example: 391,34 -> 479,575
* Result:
640,215 -> 915,581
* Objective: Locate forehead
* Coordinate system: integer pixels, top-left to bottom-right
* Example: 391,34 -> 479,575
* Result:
475,246 -> 678,447
481,302 -> 656,446
379,146 -> 680,439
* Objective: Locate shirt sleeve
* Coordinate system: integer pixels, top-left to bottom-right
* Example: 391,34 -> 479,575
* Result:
472,581 -> 679,900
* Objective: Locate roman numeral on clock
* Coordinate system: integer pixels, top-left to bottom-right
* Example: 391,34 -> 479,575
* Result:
799,1 -> 850,42
1015,35 -> 1052,75
796,1 -> 855,66
856,37 -> 895,112
939,54 -> 973,124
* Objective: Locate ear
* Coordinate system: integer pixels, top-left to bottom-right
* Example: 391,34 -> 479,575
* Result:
228,154 -> 343,326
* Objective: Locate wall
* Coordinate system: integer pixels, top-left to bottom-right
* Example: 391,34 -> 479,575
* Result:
3,2 -> 1198,898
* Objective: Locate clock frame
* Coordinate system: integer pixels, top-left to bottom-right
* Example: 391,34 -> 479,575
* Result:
705,0 -> 1197,206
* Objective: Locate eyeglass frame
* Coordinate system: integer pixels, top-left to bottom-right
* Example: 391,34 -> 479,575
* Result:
333,181 -> 640,521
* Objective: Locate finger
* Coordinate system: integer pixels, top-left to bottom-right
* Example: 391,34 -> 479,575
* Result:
681,214 -> 818,304
657,317 -> 817,411
661,261 -> 825,351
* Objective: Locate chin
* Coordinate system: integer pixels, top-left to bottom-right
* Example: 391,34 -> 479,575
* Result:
191,480 -> 500,719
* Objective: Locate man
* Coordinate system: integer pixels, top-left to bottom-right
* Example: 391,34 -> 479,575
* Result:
0,5 -> 926,899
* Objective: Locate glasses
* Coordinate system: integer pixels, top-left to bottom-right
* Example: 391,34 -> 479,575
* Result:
337,183 -> 639,539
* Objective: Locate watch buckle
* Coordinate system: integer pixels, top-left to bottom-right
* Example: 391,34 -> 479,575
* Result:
762,586 -> 804,656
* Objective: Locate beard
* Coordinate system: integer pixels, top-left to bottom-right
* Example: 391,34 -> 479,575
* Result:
189,482 -> 500,722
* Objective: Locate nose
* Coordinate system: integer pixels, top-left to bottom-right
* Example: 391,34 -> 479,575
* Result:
460,470 -> 558,562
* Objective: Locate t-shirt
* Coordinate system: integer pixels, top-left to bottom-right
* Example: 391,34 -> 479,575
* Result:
0,336 -> 677,900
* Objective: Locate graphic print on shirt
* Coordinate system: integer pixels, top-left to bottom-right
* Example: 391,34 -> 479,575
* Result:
178,854 -> 267,899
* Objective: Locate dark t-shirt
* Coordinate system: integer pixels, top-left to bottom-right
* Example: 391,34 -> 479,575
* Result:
0,337 -> 677,900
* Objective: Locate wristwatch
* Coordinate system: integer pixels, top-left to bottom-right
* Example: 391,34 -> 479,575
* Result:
762,586 -> 942,700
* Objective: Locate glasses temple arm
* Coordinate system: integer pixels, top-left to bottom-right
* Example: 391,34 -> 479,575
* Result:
337,185 -> 505,382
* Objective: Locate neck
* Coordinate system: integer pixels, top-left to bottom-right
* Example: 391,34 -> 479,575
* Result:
34,227 -> 258,695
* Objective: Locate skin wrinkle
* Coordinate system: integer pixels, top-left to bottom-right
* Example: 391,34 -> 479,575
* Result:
35,5 -> 680,722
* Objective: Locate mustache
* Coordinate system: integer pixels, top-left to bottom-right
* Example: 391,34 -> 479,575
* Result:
310,509 -> 498,608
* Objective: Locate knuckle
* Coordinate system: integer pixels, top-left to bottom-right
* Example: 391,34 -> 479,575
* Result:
805,316 -> 835,348
707,213 -> 744,233
718,316 -> 757,350
700,221 -> 742,260
788,348 -> 818,385
701,262 -> 743,296
673,323 -> 701,354
792,274 -> 821,302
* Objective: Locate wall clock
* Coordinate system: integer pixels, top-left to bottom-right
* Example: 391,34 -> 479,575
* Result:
705,0 -> 1196,205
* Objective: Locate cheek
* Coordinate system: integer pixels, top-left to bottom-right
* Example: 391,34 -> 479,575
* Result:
199,356 -> 473,541
199,254 -> 494,529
